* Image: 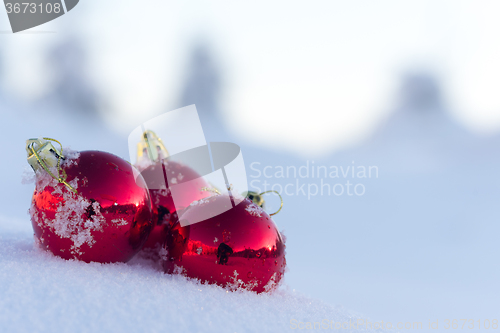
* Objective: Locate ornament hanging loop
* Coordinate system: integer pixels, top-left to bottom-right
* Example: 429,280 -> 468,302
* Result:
259,190 -> 283,216
26,137 -> 77,193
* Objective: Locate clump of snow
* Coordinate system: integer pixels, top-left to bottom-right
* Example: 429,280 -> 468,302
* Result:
52,190 -> 106,256
61,147 -> 80,166
245,202 -> 264,217
135,156 -> 155,170
21,166 -> 36,185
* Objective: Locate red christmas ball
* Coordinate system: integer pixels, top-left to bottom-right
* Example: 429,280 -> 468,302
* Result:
30,150 -> 153,263
163,195 -> 286,293
139,160 -> 211,250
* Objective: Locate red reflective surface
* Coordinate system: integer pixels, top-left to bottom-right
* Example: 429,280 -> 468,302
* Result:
30,151 -> 153,263
139,160 -> 210,249
163,195 -> 286,293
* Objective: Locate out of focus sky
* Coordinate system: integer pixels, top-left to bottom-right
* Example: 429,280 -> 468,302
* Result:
1,0 -> 500,157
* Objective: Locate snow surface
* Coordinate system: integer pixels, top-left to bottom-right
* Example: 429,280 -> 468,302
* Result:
0,219 -> 385,333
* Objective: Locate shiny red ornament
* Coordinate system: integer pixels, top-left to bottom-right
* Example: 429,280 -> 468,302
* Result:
163,195 -> 286,293
29,147 -> 153,263
139,160 -> 211,250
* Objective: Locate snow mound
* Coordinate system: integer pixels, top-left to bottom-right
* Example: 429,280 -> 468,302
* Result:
0,221 -> 387,333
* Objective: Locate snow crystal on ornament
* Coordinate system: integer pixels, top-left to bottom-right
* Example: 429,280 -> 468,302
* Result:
263,272 -> 280,293
111,218 -> 128,226
173,265 -> 186,275
33,234 -> 43,249
29,202 -> 37,222
228,270 -> 259,292
51,189 -> 107,256
152,188 -> 171,207
158,246 -> 169,261
159,188 -> 170,196
189,197 -> 210,207
245,203 -> 263,217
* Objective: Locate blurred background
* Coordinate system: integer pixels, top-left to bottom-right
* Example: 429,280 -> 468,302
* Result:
1,1 -> 500,331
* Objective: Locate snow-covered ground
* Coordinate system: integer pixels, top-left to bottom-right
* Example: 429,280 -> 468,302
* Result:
0,219 -> 387,333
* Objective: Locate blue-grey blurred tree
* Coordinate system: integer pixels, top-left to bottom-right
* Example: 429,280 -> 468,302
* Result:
372,72 -> 469,142
44,37 -> 101,116
179,40 -> 227,141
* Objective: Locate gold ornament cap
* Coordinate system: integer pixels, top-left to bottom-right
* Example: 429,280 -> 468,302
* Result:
137,130 -> 169,163
25,137 -> 76,193
247,190 -> 283,216
26,138 -> 63,172
247,191 -> 266,208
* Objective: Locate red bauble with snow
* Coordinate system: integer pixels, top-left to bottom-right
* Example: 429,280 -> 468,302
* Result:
29,148 -> 153,263
163,194 -> 286,293
139,160 -> 212,251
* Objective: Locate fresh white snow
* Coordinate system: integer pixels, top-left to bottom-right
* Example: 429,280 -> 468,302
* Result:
0,219 -> 386,333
